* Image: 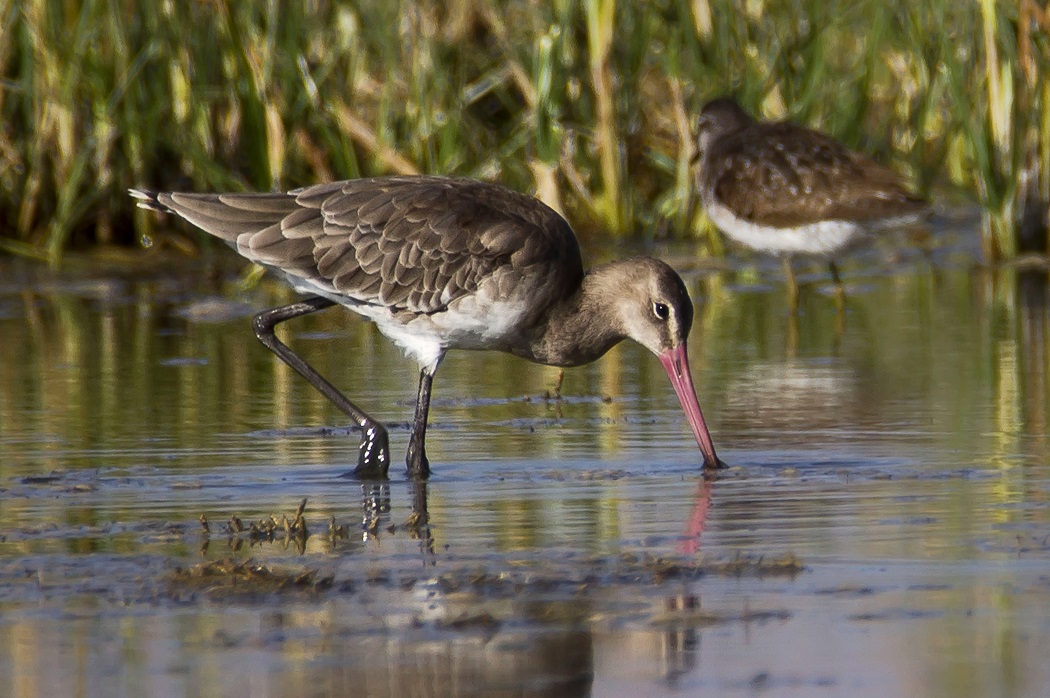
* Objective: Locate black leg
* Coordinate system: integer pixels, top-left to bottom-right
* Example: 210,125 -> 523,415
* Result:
251,297 -> 390,479
406,367 -> 435,479
828,260 -> 846,315
782,256 -> 799,314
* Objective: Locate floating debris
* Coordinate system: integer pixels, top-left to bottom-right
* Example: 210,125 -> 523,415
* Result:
328,515 -> 349,543
292,497 -> 307,533
404,511 -> 428,539
435,610 -> 501,634
197,498 -> 319,555
618,551 -> 805,583
648,606 -> 792,629
169,558 -> 334,601
21,472 -> 65,485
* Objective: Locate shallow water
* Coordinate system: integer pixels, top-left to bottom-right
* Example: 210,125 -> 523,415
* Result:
1,218 -> 1049,697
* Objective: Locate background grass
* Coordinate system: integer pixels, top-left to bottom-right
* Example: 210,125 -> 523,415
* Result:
0,0 -> 1047,266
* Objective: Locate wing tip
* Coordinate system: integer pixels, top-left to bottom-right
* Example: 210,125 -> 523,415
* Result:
128,188 -> 171,214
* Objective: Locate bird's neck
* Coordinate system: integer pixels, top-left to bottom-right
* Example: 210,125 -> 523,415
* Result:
696,133 -> 717,170
528,265 -> 627,367
695,132 -> 727,194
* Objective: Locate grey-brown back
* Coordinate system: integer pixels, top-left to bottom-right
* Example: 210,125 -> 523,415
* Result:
133,176 -> 584,317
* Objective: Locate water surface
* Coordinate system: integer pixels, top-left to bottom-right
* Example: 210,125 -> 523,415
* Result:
1,219 -> 1049,697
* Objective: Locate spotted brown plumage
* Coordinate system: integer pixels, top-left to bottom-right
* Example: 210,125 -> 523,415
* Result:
131,175 -> 722,478
695,98 -> 929,310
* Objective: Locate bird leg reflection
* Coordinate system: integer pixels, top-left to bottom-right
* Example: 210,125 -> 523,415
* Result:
408,480 -> 436,565
360,481 -> 391,540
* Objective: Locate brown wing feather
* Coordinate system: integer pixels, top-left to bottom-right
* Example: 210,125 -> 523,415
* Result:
139,176 -> 583,316
706,122 -> 927,227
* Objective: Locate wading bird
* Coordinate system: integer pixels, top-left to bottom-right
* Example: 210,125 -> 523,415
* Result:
131,176 -> 722,478
695,98 -> 929,312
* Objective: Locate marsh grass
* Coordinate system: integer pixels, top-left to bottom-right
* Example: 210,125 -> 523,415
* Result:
0,0 -> 1046,265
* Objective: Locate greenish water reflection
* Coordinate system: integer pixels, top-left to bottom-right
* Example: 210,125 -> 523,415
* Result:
0,238 -> 1049,697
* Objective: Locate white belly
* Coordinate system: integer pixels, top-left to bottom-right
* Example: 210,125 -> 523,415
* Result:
286,272 -> 539,375
376,295 -> 532,371
705,197 -> 863,256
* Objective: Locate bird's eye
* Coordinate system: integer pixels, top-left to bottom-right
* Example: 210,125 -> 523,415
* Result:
653,302 -> 670,320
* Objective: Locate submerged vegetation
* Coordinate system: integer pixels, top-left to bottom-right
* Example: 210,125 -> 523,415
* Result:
0,0 -> 1047,265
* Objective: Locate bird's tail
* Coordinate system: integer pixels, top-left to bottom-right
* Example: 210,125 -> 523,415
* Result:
128,189 -> 172,214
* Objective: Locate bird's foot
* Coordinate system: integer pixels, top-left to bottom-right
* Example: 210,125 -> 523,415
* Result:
406,449 -> 430,480
349,423 -> 390,480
